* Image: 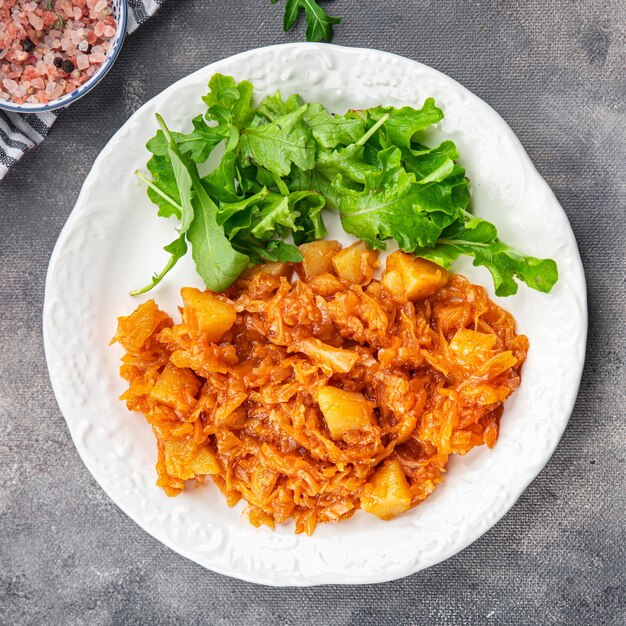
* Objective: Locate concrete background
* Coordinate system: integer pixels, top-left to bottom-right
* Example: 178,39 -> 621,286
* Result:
1,1 -> 625,624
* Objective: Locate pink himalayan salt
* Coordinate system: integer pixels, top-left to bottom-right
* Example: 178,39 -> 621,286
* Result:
76,54 -> 89,70
27,11 -> 43,31
0,0 -> 117,105
3,78 -> 18,93
88,51 -> 105,64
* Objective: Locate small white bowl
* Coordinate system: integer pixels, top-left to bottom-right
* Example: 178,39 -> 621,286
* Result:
0,0 -> 127,113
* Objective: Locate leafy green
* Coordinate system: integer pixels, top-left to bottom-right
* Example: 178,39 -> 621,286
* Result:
270,0 -> 341,43
134,73 -> 558,297
146,116 -> 225,163
187,191 -> 249,291
144,155 -> 182,219
257,92 -> 304,121
337,147 -> 456,251
202,74 -> 255,129
414,217 -> 559,297
368,99 -> 444,150
304,103 -> 365,148
130,234 -> 188,296
239,105 -> 316,176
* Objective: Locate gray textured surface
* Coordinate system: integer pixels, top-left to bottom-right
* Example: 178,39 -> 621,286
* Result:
1,1 -> 625,624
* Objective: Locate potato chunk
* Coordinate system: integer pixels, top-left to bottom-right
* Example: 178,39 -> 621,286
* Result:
331,241 -> 379,285
382,251 -> 448,302
164,440 -> 220,480
181,287 -> 236,342
241,262 -> 292,280
113,300 -> 171,352
360,458 -> 412,520
298,240 -> 342,281
317,386 -> 374,440
150,363 -> 202,414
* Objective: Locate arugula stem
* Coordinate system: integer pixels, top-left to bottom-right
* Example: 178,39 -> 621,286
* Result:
156,113 -> 176,147
135,171 -> 184,214
437,238 -> 490,248
356,113 -> 390,146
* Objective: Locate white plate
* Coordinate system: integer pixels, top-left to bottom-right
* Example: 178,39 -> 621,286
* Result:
43,43 -> 587,586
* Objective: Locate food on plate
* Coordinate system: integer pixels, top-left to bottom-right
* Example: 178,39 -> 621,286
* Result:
0,0 -> 117,105
133,73 -> 557,297
113,242 -> 528,534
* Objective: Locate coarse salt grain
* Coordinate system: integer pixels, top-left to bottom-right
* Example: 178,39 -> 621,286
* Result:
27,12 -> 43,31
76,54 -> 89,70
0,0 -> 117,105
3,78 -> 17,92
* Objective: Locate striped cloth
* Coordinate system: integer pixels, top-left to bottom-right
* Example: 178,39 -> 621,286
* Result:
0,0 -> 164,180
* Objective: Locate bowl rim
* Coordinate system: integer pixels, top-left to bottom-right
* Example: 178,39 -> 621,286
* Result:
0,0 -> 128,113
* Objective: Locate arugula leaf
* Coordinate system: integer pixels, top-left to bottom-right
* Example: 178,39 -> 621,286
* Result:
247,195 -> 293,239
158,114 -> 249,292
337,147 -> 460,251
187,194 -> 250,292
261,240 -> 303,262
271,0 -> 341,43
368,98 -> 444,150
144,155 -> 182,219
289,164 -> 342,211
316,143 -> 377,187
402,140 -> 459,183
414,217 -> 559,296
239,105 -> 316,176
135,74 -> 558,297
304,103 -> 365,148
218,187 -> 270,225
290,190 -> 327,244
233,238 -> 303,264
287,144 -> 376,211
257,92 -> 304,121
202,74 -> 255,129
166,153 -> 195,233
130,234 -> 188,296
146,115 -> 226,163
201,152 -> 240,203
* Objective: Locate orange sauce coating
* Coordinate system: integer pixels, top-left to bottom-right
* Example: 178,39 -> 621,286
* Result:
113,243 -> 528,534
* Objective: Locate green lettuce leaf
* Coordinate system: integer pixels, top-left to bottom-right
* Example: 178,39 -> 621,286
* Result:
414,217 -> 559,296
145,155 -> 182,219
257,92 -> 305,121
337,147 -> 462,251
146,115 -> 225,163
368,98 -> 444,150
239,105 -> 316,176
